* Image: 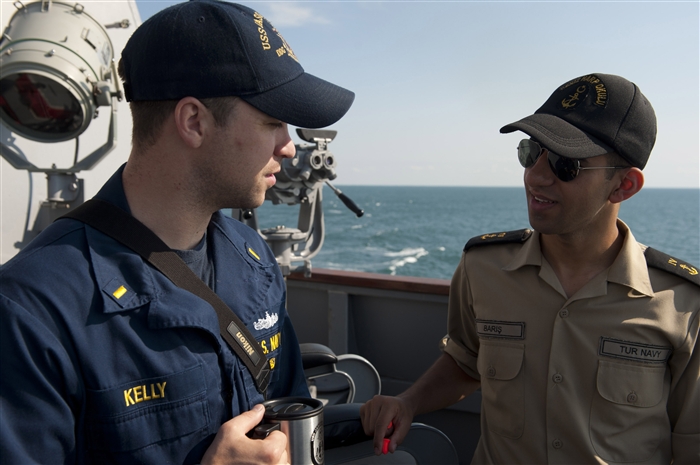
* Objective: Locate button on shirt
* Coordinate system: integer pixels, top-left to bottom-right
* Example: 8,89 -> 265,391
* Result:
0,166 -> 309,464
444,221 -> 700,464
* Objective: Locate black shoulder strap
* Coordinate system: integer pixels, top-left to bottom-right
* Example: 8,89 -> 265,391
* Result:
644,247 -> 700,287
464,228 -> 533,252
59,198 -> 271,397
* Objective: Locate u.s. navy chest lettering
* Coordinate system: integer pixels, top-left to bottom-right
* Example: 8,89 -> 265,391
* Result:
476,319 -> 525,339
599,337 -> 672,364
124,382 -> 166,407
260,332 -> 281,355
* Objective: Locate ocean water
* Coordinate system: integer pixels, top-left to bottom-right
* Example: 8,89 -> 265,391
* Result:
253,187 -> 700,280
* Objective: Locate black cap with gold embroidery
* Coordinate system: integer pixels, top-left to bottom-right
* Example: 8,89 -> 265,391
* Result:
500,74 -> 656,169
121,0 -> 354,128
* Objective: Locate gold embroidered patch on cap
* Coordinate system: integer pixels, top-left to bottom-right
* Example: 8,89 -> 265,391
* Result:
253,12 -> 271,50
557,74 -> 608,110
272,27 -> 298,62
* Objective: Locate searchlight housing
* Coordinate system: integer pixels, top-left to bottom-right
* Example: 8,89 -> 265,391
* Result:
0,0 -> 125,240
0,0 -> 122,168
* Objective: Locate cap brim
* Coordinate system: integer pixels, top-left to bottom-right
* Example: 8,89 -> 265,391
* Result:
500,113 -> 613,159
241,72 -> 354,129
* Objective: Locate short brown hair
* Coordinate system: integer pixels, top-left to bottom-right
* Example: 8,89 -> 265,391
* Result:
118,59 -> 238,151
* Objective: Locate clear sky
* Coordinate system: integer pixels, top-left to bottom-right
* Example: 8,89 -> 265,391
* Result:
135,1 -> 699,188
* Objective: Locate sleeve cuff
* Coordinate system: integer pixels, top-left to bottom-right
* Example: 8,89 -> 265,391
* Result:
443,336 -> 480,381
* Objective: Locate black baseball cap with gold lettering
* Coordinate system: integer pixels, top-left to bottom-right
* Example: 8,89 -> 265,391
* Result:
500,73 -> 656,169
120,0 -> 354,129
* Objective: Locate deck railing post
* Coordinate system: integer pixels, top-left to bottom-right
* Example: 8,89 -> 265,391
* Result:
327,290 -> 349,354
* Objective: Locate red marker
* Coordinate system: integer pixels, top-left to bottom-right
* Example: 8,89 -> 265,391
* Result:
382,421 -> 394,454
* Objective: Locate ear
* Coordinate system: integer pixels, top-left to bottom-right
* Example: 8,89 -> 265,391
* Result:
609,167 -> 644,204
173,97 -> 213,149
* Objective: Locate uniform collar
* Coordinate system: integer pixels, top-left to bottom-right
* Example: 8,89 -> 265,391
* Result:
502,229 -> 542,271
606,219 -> 654,297
86,224 -> 157,313
85,165 -> 220,327
502,219 -> 654,297
86,215 -> 223,341
86,165 -> 277,332
501,230 -> 568,295
86,164 -> 153,313
94,163 -> 131,213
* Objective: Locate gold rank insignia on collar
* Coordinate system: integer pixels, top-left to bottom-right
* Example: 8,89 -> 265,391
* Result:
247,247 -> 261,261
644,247 -> 700,287
463,229 -> 533,253
112,285 -> 128,299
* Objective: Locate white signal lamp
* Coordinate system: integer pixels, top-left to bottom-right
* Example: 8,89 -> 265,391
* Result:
0,0 -> 121,167
0,0 -> 126,239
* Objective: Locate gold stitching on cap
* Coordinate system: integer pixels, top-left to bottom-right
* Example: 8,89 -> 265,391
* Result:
253,12 -> 271,50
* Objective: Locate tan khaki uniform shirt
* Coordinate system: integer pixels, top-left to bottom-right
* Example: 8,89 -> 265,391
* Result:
444,221 -> 699,464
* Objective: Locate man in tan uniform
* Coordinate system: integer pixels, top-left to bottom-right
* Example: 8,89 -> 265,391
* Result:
360,73 -> 699,464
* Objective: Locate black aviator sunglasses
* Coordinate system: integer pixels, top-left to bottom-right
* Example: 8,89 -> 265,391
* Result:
518,139 -> 628,182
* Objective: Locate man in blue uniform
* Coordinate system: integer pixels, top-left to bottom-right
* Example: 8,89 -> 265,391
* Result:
0,1 -> 354,464
360,74 -> 699,463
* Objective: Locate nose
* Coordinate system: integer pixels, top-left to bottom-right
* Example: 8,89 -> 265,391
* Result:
275,125 -> 296,159
524,148 -> 555,186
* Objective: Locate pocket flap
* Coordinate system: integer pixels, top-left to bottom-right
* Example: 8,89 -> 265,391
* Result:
596,360 -> 665,407
477,342 -> 524,381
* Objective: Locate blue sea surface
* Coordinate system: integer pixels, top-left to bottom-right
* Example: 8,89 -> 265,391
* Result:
253,187 -> 700,280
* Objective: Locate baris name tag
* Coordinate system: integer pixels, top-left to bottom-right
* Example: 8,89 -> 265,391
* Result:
476,319 -> 525,339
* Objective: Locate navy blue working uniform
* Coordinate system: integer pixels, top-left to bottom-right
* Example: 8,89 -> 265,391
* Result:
0,165 -> 309,464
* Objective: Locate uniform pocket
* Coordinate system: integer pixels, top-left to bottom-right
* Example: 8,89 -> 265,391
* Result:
85,365 -> 210,455
590,360 -> 669,462
477,341 -> 525,439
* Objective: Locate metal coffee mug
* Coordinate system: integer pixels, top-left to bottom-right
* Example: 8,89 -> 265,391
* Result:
257,397 -> 324,465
